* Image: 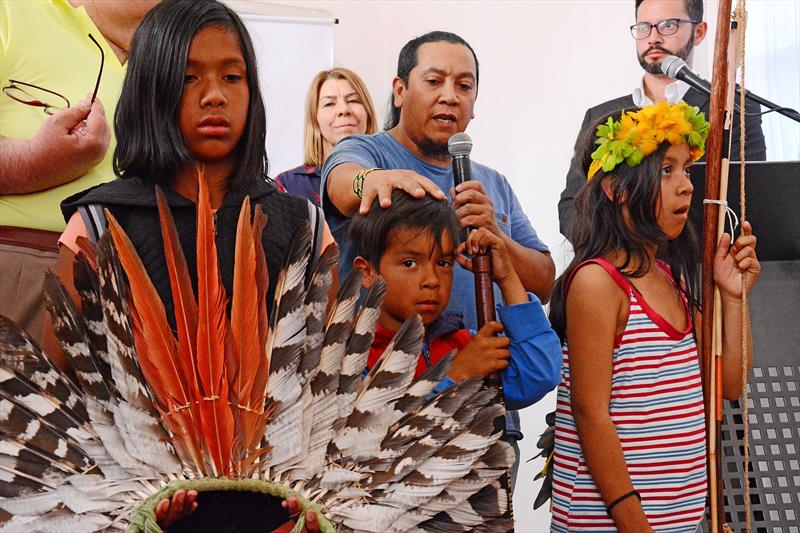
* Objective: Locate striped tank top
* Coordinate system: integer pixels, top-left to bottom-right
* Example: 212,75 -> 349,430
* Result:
551,258 -> 706,532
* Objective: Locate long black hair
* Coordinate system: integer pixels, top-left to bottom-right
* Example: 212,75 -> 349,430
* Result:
549,111 -> 700,341
114,0 -> 267,189
384,31 -> 479,131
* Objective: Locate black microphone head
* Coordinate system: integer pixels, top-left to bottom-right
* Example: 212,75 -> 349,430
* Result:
448,132 -> 472,157
661,55 -> 687,79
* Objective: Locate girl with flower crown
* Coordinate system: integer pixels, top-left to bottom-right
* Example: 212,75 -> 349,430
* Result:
548,102 -> 760,532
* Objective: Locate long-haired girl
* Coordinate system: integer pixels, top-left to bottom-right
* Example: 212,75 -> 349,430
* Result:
56,0 -> 329,529
59,0 -> 329,323
549,102 -> 760,532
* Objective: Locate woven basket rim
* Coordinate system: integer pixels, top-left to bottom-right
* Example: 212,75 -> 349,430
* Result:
124,477 -> 336,533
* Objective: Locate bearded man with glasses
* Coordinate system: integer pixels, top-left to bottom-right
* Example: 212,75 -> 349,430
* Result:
0,0 -> 158,347
557,0 -> 767,240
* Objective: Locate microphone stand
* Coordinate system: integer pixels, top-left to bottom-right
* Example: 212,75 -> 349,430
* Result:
738,88 -> 800,123
664,55 -> 800,123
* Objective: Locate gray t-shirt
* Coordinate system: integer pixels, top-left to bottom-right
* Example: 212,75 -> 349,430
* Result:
321,131 -> 549,331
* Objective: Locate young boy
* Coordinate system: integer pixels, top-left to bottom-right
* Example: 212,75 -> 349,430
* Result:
349,190 -> 561,410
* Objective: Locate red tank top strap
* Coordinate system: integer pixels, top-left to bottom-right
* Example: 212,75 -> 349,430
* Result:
566,258 -> 631,296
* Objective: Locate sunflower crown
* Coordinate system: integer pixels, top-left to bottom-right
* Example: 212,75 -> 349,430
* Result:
587,101 -> 710,180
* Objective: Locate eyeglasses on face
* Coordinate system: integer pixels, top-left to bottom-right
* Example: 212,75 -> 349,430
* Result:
630,18 -> 699,40
1,33 -> 104,115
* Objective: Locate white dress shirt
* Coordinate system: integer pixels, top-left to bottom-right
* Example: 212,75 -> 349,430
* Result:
632,78 -> 691,106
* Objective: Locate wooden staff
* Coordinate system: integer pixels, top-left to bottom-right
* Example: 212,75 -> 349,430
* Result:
473,255 -> 496,330
473,254 -> 502,394
702,0 -> 735,530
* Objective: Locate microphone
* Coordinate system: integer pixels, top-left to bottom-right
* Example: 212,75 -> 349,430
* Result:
448,132 -> 473,187
660,55 -> 711,94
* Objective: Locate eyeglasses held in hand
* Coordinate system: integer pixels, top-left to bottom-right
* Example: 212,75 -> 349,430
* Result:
2,33 -> 104,115
630,18 -> 699,40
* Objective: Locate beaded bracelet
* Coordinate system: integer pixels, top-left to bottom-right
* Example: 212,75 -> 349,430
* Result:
352,167 -> 381,199
606,489 -> 641,515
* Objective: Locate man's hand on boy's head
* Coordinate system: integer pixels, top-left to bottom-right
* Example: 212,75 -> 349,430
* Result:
358,169 -> 445,215
451,181 -> 500,236
448,322 -> 511,381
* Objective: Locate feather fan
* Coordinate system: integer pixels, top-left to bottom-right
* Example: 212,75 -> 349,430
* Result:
0,169 -> 513,532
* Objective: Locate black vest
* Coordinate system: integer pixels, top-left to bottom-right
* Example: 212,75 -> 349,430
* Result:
62,176 -> 313,327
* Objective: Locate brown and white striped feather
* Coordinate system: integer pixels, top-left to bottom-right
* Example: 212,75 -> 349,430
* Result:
381,402 -> 504,509
0,394 -> 92,478
331,276 -> 385,434
71,254 -> 114,382
94,233 -> 151,411
262,223 -> 312,472
44,269 -> 174,476
366,377 -> 482,484
298,243 -> 339,387
0,473 -> 144,521
401,443 -> 512,524
332,316 -> 423,463
0,318 -> 87,424
0,363 -> 111,481
336,402 -> 505,532
291,268 -> 363,477
43,273 -> 112,404
381,350 -> 457,436
414,481 -> 510,532
0,505 -> 114,533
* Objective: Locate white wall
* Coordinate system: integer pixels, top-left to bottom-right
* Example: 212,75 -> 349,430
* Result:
266,2 -> 713,530
232,10 -> 335,175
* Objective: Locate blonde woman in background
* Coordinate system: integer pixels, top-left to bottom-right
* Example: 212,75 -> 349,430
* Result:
275,67 -> 377,206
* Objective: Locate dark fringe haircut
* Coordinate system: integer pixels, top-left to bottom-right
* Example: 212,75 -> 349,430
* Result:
549,111 -> 700,342
384,30 -> 480,131
349,190 -> 462,268
635,0 -> 703,22
114,0 -> 268,189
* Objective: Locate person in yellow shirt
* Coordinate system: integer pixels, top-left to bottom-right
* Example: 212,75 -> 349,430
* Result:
0,0 -> 157,341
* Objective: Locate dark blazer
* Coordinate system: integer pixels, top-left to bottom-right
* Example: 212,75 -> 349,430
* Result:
557,86 -> 767,239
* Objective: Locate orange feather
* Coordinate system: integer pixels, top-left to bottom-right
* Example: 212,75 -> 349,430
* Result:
105,210 -> 206,471
249,207 -> 270,413
156,186 -> 200,394
230,197 -> 259,399
229,197 -> 265,470
194,168 -> 235,475
105,210 -> 184,406
128,303 -> 206,472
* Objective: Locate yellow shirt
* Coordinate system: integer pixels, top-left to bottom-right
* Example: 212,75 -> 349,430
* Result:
0,0 -> 125,232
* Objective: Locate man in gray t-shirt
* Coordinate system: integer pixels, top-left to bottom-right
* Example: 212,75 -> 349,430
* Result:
322,32 -> 554,325
321,32 -> 556,486
323,131 -> 549,332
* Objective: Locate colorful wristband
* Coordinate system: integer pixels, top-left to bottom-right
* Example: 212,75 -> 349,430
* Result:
352,167 -> 381,199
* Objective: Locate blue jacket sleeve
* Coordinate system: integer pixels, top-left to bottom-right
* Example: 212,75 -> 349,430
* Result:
497,292 -> 562,410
